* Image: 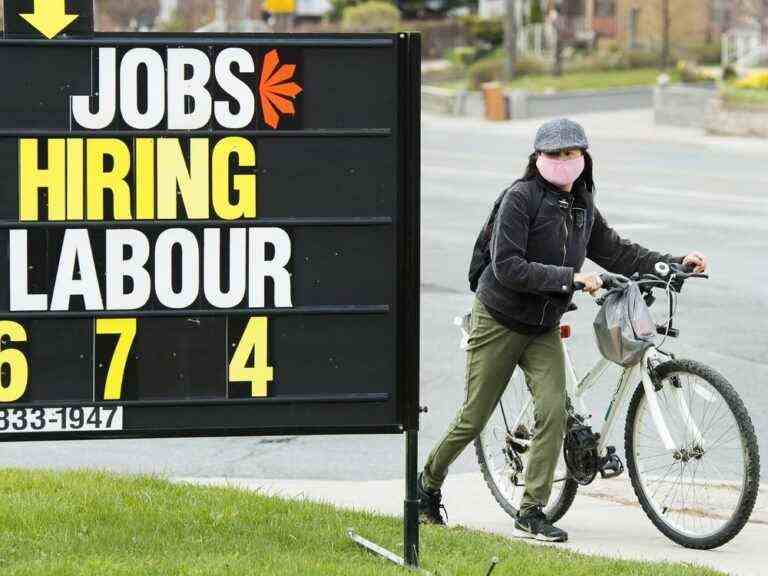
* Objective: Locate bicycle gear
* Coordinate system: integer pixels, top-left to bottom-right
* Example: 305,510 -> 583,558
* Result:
563,415 -> 600,486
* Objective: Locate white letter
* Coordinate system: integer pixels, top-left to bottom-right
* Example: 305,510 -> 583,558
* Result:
203,228 -> 246,308
51,229 -> 104,311
106,229 -> 151,310
9,230 -> 47,311
214,48 -> 255,129
120,48 -> 165,129
72,48 -> 117,129
248,228 -> 292,308
155,228 -> 200,308
167,49 -> 212,129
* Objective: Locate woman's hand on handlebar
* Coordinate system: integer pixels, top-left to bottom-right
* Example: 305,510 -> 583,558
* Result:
573,272 -> 603,296
681,251 -> 708,274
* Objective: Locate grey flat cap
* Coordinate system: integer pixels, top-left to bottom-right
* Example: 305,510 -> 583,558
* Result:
533,117 -> 589,152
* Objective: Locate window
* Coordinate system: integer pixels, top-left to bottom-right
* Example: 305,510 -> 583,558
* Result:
594,0 -> 615,18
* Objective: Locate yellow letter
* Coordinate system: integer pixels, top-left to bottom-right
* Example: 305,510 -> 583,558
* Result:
212,137 -> 256,220
67,139 -> 84,220
19,138 -> 66,221
87,139 -> 132,220
135,138 -> 155,220
157,138 -> 210,220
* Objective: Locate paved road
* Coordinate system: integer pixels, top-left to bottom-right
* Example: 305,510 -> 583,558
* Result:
1,109 -> 766,487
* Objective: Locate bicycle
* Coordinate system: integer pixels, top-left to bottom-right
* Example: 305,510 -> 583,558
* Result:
461,261 -> 760,549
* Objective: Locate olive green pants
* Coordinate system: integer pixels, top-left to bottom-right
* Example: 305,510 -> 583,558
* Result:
422,297 -> 569,514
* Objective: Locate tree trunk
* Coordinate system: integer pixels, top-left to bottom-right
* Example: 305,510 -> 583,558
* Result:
504,0 -> 517,81
661,0 -> 670,69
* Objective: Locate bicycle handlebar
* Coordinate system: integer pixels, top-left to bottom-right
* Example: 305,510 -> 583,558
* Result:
571,261 -> 708,302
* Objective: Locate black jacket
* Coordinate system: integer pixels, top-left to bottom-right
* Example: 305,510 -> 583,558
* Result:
476,172 -> 685,328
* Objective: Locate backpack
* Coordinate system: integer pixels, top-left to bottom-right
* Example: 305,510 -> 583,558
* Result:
468,181 -> 545,292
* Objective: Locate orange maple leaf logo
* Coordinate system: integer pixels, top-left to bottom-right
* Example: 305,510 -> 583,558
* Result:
259,49 -> 303,129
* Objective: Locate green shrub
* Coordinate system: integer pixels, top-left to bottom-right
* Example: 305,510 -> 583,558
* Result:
515,54 -> 549,75
620,50 -> 663,69
468,57 -> 504,89
460,14 -> 504,48
341,0 -> 400,32
676,42 -> 721,65
529,0 -> 544,24
446,46 -> 479,68
676,60 -> 715,84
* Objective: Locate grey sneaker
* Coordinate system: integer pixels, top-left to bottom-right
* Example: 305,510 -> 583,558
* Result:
515,507 -> 568,542
417,472 -> 447,525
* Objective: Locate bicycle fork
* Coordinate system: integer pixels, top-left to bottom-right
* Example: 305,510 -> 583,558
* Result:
639,348 -> 706,451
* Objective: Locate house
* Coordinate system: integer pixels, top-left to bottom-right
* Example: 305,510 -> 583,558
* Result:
585,0 -> 727,50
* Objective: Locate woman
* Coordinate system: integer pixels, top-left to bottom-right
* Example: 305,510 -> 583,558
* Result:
416,118 -> 708,542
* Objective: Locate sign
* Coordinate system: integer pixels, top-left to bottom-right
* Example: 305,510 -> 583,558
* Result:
0,6 -> 421,440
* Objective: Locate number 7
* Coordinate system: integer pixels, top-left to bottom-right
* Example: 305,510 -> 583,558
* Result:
96,319 -> 137,400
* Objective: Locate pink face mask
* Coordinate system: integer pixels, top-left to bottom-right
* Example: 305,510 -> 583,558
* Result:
536,154 -> 585,187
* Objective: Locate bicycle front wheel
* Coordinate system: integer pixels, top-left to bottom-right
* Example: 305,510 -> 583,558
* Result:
625,359 -> 760,549
474,366 -> 578,522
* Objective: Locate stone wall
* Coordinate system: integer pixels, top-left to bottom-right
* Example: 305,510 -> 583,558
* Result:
704,99 -> 768,138
653,83 -> 718,128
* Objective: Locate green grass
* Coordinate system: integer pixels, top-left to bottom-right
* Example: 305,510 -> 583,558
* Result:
720,85 -> 768,108
438,67 -> 683,93
0,469 -> 725,576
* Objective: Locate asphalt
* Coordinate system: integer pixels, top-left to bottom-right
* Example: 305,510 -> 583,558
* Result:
1,107 -> 766,571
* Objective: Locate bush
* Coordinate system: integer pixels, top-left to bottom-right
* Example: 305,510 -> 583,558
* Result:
733,70 -> 768,90
564,50 -> 662,73
515,54 -> 549,75
468,57 -> 504,89
460,14 -> 504,48
341,1 -> 400,32
676,60 -> 715,84
446,46 -> 479,68
676,42 -> 721,65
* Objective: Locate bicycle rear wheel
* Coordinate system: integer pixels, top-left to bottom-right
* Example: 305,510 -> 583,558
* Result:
625,359 -> 760,549
474,366 -> 578,522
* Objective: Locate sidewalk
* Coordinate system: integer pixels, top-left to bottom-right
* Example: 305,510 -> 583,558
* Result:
175,472 -> 768,576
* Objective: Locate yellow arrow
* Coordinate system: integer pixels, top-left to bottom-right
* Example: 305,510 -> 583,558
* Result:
20,0 -> 79,39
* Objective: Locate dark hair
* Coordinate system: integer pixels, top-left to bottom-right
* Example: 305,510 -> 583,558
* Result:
518,149 -> 595,196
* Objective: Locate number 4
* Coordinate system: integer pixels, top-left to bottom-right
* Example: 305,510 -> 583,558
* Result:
96,319 -> 137,400
229,317 -> 273,397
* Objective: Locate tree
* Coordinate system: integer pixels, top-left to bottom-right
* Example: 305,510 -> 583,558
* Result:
661,0 -> 670,68
96,0 -> 160,30
529,0 -> 544,24
504,0 -> 518,80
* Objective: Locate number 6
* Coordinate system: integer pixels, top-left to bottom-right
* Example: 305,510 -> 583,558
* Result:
0,321 -> 28,403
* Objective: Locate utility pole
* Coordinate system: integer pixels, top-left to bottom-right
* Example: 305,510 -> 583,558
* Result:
504,0 -> 518,80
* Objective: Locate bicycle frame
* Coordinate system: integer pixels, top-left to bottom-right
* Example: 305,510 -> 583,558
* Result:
508,340 -> 706,459
564,341 -> 706,455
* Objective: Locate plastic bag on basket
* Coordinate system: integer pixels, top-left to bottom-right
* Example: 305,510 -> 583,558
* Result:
593,281 -> 656,367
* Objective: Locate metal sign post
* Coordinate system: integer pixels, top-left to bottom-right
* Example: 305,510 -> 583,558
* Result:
0,0 -> 421,568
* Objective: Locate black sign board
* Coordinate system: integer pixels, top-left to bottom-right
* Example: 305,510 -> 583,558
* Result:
0,10 -> 421,441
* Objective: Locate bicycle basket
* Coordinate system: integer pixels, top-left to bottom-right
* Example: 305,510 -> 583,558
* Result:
592,281 -> 656,367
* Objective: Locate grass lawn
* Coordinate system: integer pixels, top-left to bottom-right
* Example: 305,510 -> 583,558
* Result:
0,469 -> 726,576
438,67 -> 683,93
720,85 -> 768,107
